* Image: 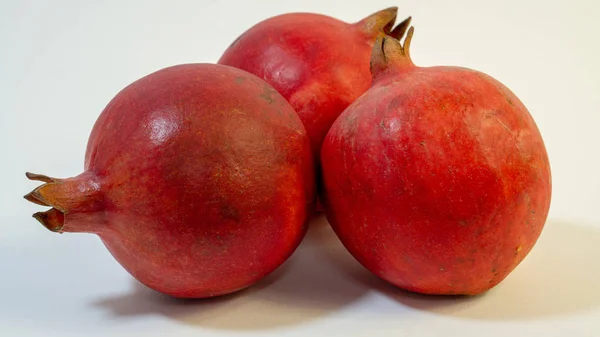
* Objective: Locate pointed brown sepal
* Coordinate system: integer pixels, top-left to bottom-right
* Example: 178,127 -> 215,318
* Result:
389,16 -> 412,40
25,172 -> 58,183
356,7 -> 398,36
33,208 -> 65,233
24,191 -> 49,206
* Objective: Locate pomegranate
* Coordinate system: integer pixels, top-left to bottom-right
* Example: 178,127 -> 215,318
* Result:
218,7 -> 412,160
320,28 -> 551,295
25,64 -> 315,298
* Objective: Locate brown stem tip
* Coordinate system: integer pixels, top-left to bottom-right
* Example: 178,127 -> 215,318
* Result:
25,172 -> 57,183
389,16 -> 412,40
24,191 -> 48,206
370,25 -> 416,78
24,172 -> 55,208
357,7 -> 398,36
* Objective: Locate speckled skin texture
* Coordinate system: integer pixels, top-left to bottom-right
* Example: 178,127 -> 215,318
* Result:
218,8 -> 402,160
26,64 -> 315,298
320,34 -> 551,295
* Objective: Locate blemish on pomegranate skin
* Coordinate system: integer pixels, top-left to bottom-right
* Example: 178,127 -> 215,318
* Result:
220,204 -> 241,222
260,86 -> 276,104
388,95 -> 405,110
379,118 -> 399,134
494,116 -> 513,135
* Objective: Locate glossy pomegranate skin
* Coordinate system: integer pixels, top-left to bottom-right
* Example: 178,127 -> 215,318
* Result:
26,64 -> 315,298
321,33 -> 551,295
218,8 -> 404,160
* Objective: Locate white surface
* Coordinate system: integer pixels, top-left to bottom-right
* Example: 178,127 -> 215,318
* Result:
1,0 -> 599,336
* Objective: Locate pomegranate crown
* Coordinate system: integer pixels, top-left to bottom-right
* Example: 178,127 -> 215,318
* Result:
24,172 -> 104,233
370,17 -> 415,78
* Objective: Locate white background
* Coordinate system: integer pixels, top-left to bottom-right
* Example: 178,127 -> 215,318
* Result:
1,0 -> 599,336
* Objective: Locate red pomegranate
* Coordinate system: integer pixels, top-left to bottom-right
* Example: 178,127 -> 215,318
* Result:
218,7 -> 411,160
321,28 -> 552,295
25,64 -> 315,298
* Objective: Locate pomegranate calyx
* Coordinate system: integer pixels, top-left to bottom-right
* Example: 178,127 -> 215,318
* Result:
24,172 -> 104,233
356,7 -> 398,36
370,26 -> 415,79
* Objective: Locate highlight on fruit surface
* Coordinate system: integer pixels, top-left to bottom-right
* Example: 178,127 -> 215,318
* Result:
25,63 -> 316,298
320,26 -> 552,295
219,7 -> 412,161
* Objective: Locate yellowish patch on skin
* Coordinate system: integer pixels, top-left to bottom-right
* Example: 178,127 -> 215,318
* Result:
514,245 -> 523,257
